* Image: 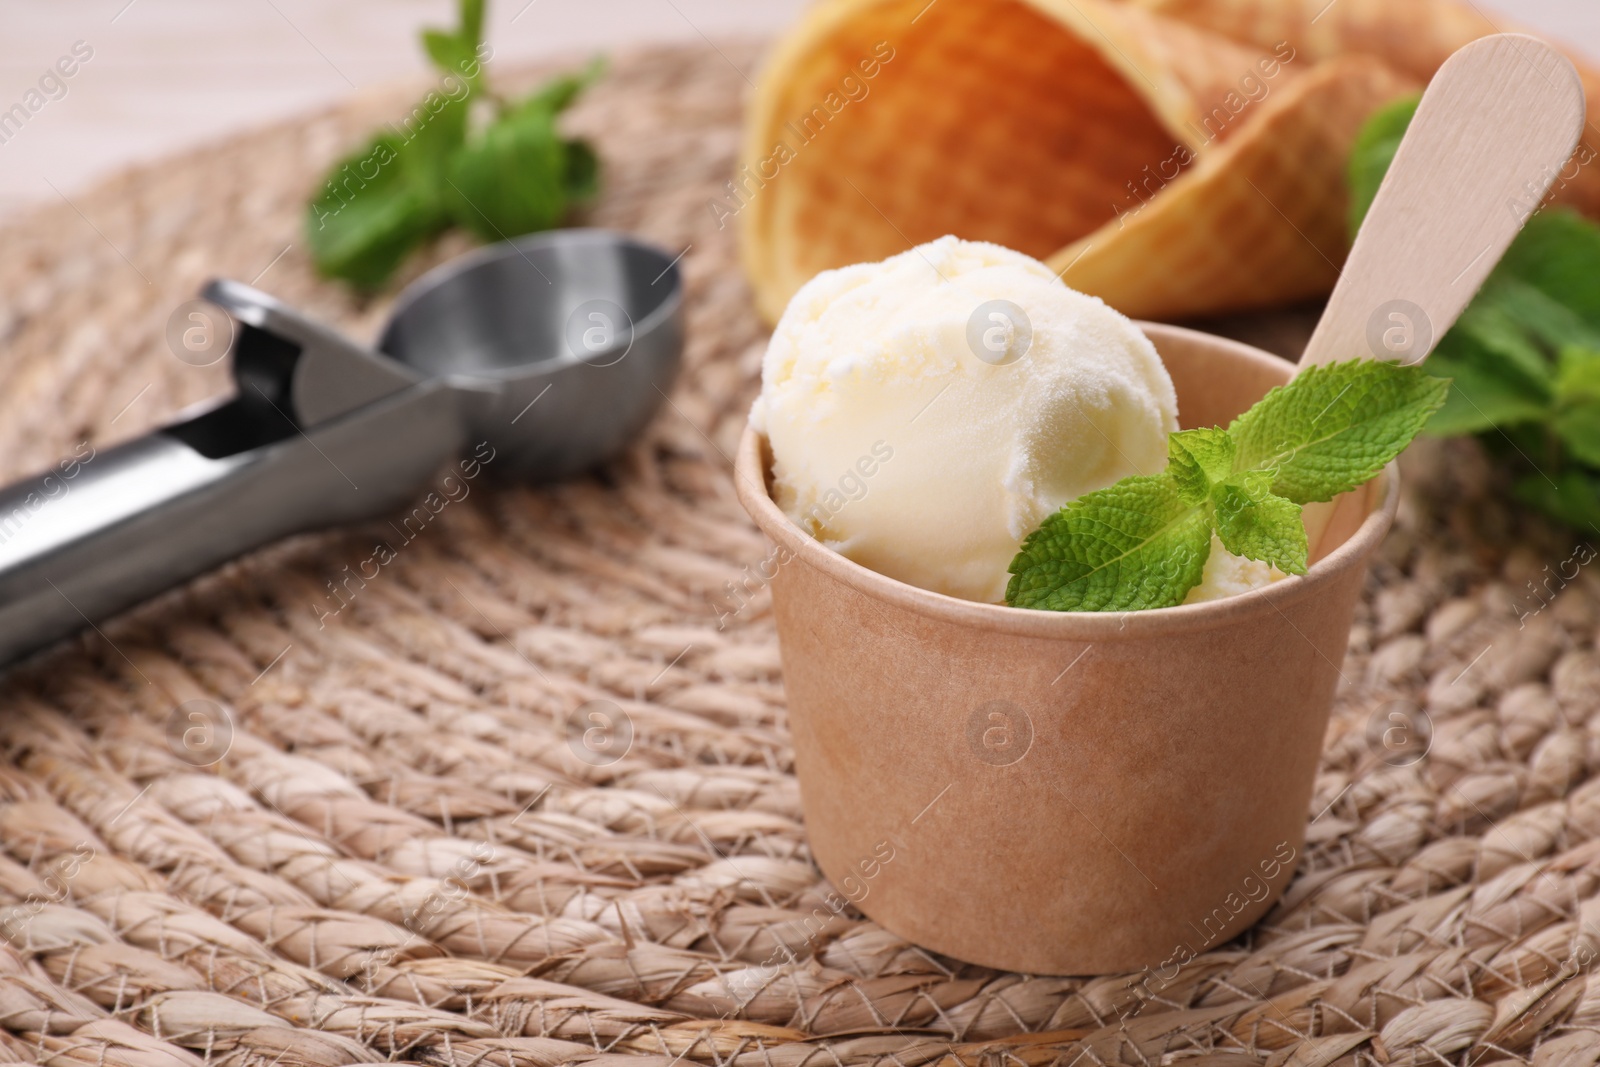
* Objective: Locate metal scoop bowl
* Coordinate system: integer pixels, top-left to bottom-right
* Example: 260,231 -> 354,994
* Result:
378,229 -> 684,481
0,229 -> 684,666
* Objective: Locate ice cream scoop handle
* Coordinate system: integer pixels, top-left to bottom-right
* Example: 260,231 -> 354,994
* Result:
0,383 -> 459,666
0,432 -> 250,660
1299,34 -> 1586,370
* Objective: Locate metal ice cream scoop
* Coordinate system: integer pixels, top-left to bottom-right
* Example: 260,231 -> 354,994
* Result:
0,228 -> 684,666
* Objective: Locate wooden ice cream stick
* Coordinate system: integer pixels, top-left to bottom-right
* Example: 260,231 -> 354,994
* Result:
1299,33 -> 1587,557
1300,34 -> 1585,371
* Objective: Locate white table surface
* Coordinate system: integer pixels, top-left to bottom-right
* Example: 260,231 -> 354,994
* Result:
0,0 -> 1594,219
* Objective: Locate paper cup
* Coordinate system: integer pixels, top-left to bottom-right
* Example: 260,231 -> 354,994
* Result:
734,323 -> 1397,976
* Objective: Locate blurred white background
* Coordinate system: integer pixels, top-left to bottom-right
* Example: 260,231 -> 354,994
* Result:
0,0 -> 1592,218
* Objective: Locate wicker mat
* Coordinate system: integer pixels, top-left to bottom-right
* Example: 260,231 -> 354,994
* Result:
0,40 -> 1598,1067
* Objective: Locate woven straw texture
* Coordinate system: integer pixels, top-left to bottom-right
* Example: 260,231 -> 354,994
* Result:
2,41 -> 1600,1067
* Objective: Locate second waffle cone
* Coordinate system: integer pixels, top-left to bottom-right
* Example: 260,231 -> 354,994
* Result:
1133,0 -> 1600,218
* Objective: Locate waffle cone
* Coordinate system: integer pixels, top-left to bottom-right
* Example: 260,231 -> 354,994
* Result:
1054,55 -> 1413,319
1133,0 -> 1600,217
736,0 -> 1416,322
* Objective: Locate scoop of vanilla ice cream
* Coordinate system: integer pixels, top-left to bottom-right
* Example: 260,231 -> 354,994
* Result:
753,236 -> 1181,603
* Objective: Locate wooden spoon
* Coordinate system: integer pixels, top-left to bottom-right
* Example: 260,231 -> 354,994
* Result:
1300,33 -> 1587,557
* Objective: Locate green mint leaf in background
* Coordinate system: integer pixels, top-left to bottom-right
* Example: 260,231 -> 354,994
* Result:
1211,471 -> 1308,576
305,133 -> 447,288
1494,210 -> 1600,328
445,108 -> 571,240
460,0 -> 485,51
306,0 -> 603,288
1480,274 -> 1600,351
1557,346 -> 1600,403
1414,276 -> 1600,437
422,29 -> 479,81
1554,405 -> 1600,467
1229,360 -> 1450,504
1167,427 -> 1234,504
443,52 -> 604,243
422,0 -> 484,79
1347,95 -> 1418,236
1553,348 -> 1600,465
1006,476 -> 1212,612
515,56 -> 606,117
397,94 -> 470,206
304,87 -> 468,289
564,138 -> 601,200
1424,335 -> 1550,435
1453,289 -> 1567,390
1517,469 -> 1600,533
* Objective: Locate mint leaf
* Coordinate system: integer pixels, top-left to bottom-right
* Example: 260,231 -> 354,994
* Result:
1230,360 -> 1450,504
445,108 -> 570,240
1554,349 -> 1600,465
432,49 -> 601,244
1479,275 -> 1600,352
516,56 -> 606,116
423,0 -> 484,80
422,29 -> 477,80
1006,476 -> 1212,611
395,94 -> 470,207
1417,278 -> 1572,437
1516,470 -> 1600,533
1495,210 -> 1600,329
460,0 -> 485,50
564,139 -> 600,200
306,133 -> 446,288
1167,427 -> 1234,504
1453,291 -> 1565,393
1211,471 -> 1307,576
306,0 -> 604,289
1557,346 -> 1600,402
1555,405 -> 1600,466
1424,336 -> 1549,435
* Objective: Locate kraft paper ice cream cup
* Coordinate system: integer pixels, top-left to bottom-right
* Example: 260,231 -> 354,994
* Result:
734,322 -> 1397,976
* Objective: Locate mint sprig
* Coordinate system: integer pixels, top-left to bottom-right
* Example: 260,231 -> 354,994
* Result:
1005,359 -> 1448,612
307,0 -> 603,289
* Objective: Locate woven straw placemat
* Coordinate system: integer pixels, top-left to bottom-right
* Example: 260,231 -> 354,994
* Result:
0,40 -> 1598,1067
